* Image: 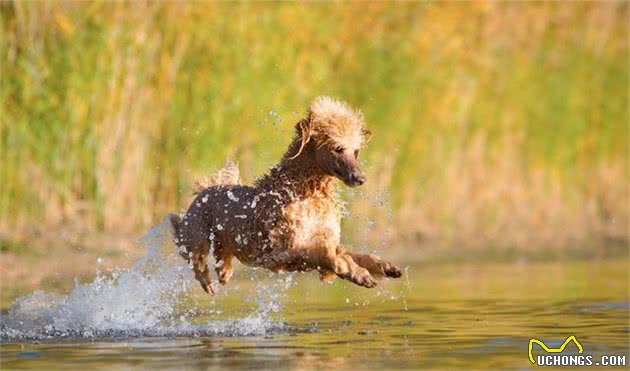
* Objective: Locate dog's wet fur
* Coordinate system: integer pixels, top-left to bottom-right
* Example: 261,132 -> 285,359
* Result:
169,96 -> 401,294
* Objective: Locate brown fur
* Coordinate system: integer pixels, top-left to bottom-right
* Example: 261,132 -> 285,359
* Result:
170,96 -> 401,294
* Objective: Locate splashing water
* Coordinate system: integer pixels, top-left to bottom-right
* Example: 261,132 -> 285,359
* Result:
0,215 -> 289,342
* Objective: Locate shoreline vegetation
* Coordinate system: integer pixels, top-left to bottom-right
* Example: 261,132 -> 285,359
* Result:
0,2 -> 628,263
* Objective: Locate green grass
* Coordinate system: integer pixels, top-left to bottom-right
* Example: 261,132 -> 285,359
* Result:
0,1 -> 627,251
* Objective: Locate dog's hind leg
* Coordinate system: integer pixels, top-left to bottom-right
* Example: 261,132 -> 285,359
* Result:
212,240 -> 234,285
191,241 -> 214,294
337,246 -> 402,278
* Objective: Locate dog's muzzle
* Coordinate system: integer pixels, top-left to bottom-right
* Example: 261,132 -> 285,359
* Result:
347,171 -> 366,187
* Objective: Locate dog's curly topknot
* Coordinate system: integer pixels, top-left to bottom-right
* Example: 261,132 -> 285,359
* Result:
289,96 -> 371,159
308,96 -> 370,150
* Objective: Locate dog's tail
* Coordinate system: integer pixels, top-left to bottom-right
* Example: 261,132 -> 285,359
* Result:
165,212 -> 190,261
166,213 -> 181,237
192,160 -> 240,195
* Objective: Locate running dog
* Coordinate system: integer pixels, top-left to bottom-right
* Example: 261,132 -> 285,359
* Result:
169,96 -> 401,294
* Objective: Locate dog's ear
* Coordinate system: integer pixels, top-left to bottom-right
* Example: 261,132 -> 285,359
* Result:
361,127 -> 372,144
289,118 -> 312,159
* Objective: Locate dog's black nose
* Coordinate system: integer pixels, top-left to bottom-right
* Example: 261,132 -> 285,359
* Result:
350,172 -> 366,186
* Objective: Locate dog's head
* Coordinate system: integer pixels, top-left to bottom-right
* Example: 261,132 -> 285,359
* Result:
290,96 -> 371,187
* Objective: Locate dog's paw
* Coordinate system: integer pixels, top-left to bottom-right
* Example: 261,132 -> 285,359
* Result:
383,263 -> 402,278
217,268 -> 233,285
199,279 -> 215,295
359,275 -> 377,288
354,270 -> 377,288
319,270 -> 337,283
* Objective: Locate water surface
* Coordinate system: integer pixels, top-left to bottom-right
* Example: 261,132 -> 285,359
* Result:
1,225 -> 628,370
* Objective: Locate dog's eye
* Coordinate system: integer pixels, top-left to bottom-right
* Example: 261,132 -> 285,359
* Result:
334,146 -> 344,154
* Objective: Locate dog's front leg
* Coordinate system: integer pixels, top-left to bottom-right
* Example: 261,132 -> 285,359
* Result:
259,247 -> 377,288
330,252 -> 377,288
336,246 -> 402,278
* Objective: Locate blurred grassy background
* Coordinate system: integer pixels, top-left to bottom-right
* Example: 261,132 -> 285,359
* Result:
0,1 -> 628,257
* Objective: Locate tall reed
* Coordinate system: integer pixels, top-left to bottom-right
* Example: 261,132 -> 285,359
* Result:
0,1 -> 627,252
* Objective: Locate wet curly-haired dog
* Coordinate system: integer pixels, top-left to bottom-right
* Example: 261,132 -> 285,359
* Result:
168,96 -> 401,294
